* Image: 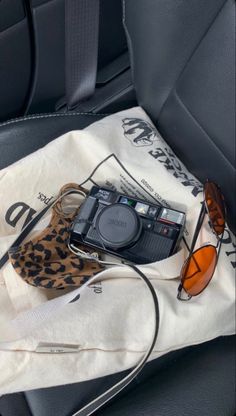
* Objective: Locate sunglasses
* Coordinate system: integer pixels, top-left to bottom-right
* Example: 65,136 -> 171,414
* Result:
177,181 -> 226,301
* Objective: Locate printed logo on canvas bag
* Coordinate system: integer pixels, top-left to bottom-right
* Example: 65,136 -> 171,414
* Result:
122,117 -> 202,198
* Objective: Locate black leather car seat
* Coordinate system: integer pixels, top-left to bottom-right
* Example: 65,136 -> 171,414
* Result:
0,0 -> 129,121
124,0 -> 235,234
0,112 -> 105,169
0,0 -> 235,415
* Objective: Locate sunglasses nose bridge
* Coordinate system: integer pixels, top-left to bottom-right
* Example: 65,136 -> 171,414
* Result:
177,283 -> 192,301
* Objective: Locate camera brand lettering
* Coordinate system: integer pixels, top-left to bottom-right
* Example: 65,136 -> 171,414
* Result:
108,218 -> 127,228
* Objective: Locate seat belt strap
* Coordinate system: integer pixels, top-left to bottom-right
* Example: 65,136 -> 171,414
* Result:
65,0 -> 100,110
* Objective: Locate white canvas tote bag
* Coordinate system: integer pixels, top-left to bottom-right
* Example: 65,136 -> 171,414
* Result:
0,107 -> 235,399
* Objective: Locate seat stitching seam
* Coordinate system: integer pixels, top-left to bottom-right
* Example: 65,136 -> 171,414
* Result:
0,112 -> 108,129
122,0 -> 126,22
175,92 -> 235,170
157,0 -> 228,119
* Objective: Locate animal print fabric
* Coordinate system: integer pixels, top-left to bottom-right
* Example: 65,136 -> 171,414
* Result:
9,184 -> 103,289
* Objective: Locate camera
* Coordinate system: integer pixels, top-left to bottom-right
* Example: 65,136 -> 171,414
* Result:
70,186 -> 186,264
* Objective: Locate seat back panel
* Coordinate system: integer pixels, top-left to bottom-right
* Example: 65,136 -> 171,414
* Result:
124,0 -> 235,232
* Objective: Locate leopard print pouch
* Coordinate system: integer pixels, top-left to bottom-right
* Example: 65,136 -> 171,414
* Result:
8,183 -> 104,289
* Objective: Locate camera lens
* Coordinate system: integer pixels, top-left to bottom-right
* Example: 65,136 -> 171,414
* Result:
96,203 -> 142,249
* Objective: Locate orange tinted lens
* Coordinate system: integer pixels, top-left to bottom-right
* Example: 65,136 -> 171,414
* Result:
181,246 -> 217,296
204,182 -> 225,235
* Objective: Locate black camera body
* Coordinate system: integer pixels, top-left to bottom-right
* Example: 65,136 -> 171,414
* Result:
70,186 -> 186,264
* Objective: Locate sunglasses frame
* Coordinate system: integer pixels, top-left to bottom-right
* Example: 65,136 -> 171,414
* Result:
177,181 -> 226,301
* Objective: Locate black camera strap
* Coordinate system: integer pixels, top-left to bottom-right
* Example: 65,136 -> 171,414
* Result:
0,189 -> 159,416
72,264 -> 159,416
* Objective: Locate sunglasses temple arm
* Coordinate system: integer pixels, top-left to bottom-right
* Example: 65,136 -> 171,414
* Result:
189,203 -> 206,254
216,234 -> 223,263
182,204 -> 205,281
